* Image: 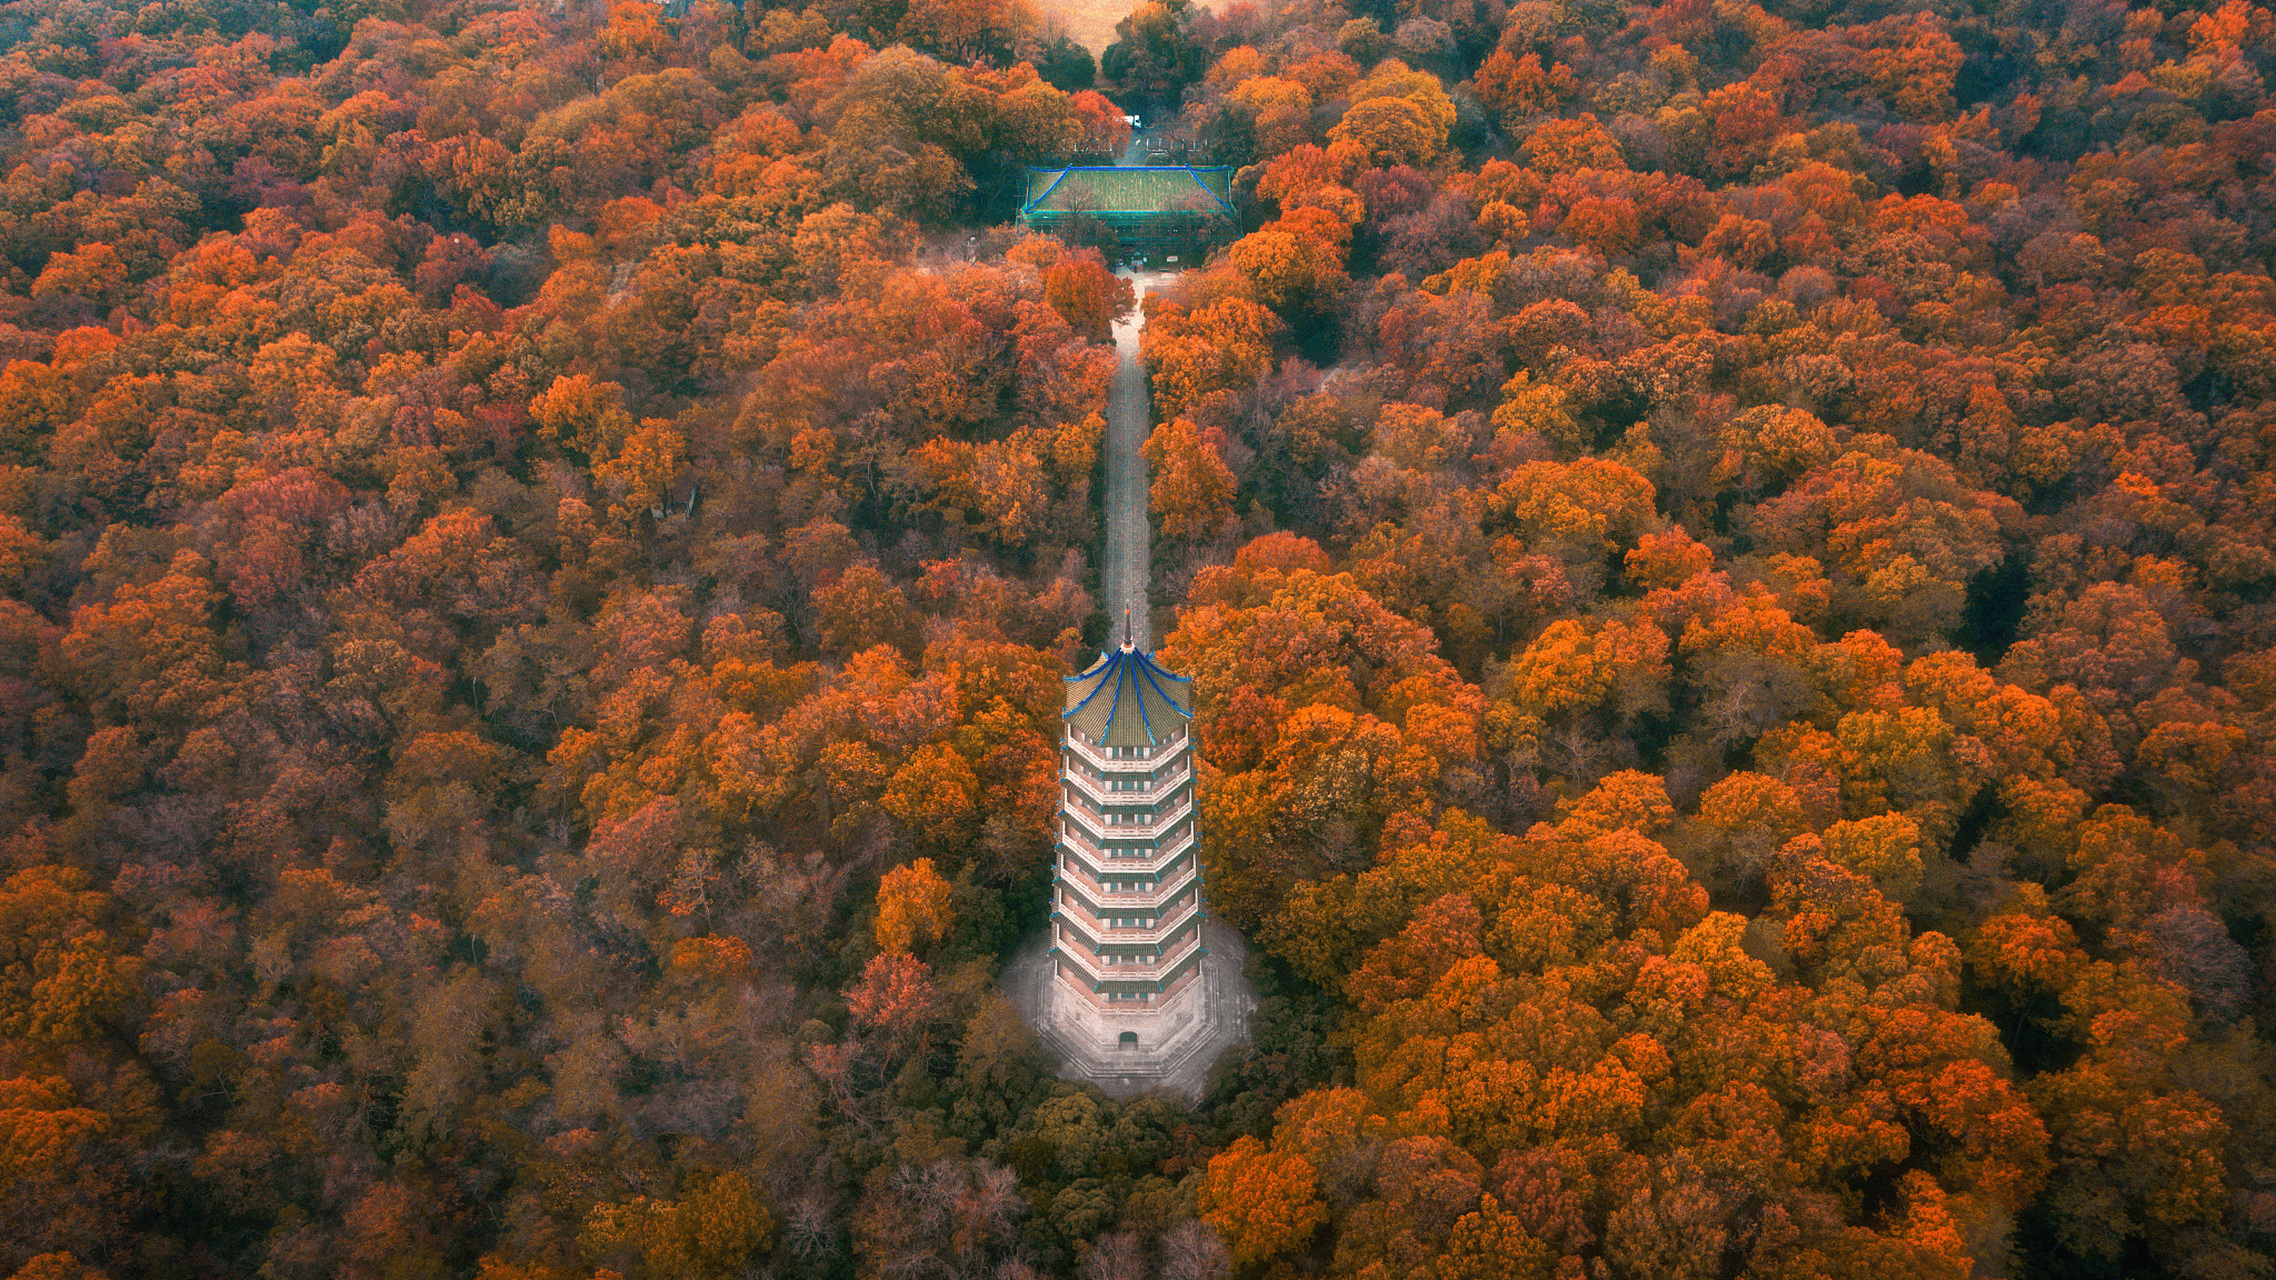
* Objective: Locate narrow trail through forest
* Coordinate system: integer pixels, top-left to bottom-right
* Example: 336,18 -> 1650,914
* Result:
1102,271 -> 1170,652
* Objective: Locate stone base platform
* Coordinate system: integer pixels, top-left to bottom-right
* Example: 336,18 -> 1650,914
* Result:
1003,918 -> 1256,1100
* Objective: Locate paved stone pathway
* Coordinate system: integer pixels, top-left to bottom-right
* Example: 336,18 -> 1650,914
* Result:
1101,272 -> 1172,652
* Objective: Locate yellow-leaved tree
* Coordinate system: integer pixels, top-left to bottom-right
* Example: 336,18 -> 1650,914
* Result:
874,857 -> 954,954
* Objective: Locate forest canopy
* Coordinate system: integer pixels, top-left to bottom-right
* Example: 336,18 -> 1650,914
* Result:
0,0 -> 2271,1276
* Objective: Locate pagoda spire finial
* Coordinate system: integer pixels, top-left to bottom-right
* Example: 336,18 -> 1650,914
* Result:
1121,605 -> 1134,652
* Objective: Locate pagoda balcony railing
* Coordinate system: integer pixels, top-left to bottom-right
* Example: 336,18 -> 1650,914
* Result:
1059,822 -> 1195,872
1067,723 -> 1188,749
1063,794 -> 1195,842
1051,931 -> 1205,986
1064,763 -> 1191,807
1056,819 -> 1201,860
1058,861 -> 1199,909
1055,887 -> 1203,938
1058,848 -> 1195,892
1064,734 -> 1187,773
1054,938 -> 1210,994
1064,781 -> 1194,824
1054,898 -> 1202,950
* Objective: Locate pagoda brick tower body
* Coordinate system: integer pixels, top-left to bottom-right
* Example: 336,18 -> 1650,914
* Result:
1001,626 -> 1247,1096
1052,636 -> 1205,1013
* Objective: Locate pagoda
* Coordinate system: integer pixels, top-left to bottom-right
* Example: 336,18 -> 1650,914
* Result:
1052,618 -> 1204,1013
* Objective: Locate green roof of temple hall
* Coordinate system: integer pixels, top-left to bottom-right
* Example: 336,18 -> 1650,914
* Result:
1022,166 -> 1237,218
1063,641 -> 1192,747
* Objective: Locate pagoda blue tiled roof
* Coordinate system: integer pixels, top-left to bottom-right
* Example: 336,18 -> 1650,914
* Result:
1063,640 -> 1192,747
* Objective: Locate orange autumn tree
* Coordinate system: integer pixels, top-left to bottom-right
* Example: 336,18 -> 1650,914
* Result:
1143,293 -> 1282,421
1197,1136 -> 1327,1265
1163,539 -> 1483,933
1144,417 -> 1237,545
1,0 -> 2275,1275
1471,49 -> 1576,125
1206,773 -> 2047,1278
1041,248 -> 1136,342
